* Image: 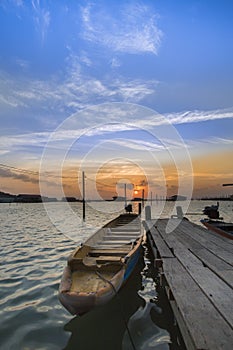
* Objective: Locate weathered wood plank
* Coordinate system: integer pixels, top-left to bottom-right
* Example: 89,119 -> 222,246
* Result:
103,235 -> 139,241
157,219 -> 233,266
168,299 -> 196,350
144,222 -> 174,258
96,256 -> 122,263
168,229 -> 233,285
163,234 -> 233,328
177,223 -> 233,266
163,258 -> 233,350
89,248 -> 130,256
181,219 -> 233,250
191,248 -> 233,288
146,217 -> 233,349
158,217 -> 233,249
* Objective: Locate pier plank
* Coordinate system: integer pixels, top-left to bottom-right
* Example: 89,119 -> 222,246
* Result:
163,258 -> 233,350
191,248 -> 233,288
146,217 -> 233,350
162,233 -> 233,328
179,226 -> 233,265
181,219 -> 233,250
157,219 -> 233,266
144,222 -> 174,258
166,228 -> 233,286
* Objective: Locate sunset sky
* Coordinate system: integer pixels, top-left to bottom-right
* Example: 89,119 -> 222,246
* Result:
0,0 -> 233,200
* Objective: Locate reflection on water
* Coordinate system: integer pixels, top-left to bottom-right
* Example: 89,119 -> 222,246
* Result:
0,201 -> 232,349
122,302 -> 170,350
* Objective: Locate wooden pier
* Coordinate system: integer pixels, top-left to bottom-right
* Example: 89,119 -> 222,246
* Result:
144,217 -> 233,350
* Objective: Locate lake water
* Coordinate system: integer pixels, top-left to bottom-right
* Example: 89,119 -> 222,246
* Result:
0,200 -> 232,350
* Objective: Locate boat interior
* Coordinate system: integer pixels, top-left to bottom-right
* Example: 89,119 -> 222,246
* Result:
67,214 -> 142,293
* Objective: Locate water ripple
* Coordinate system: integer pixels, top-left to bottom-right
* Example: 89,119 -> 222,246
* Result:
0,201 -> 231,349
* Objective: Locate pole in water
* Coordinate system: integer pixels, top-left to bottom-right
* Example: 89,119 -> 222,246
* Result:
124,183 -> 127,207
138,202 -> 141,215
145,205 -> 151,220
82,171 -> 85,221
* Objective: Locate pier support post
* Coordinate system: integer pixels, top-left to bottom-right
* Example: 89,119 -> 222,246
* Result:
145,205 -> 151,220
138,202 -> 141,215
82,171 -> 85,221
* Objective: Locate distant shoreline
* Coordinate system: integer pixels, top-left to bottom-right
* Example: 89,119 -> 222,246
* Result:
0,189 -> 232,204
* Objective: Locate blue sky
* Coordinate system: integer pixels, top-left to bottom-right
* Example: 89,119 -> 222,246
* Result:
0,0 -> 233,198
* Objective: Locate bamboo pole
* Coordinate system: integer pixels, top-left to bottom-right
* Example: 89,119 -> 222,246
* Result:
82,171 -> 85,221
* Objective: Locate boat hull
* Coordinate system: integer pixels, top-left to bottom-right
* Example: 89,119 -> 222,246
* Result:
58,213 -> 143,315
201,219 -> 233,240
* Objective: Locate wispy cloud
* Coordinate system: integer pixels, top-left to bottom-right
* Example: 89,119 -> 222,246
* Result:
165,108 -> 233,125
31,0 -> 50,43
0,65 -> 158,116
79,51 -> 93,67
108,139 -> 164,152
110,57 -> 121,68
188,136 -> 233,149
2,114 -> 232,162
12,0 -> 23,7
0,0 -> 23,9
81,2 -> 163,55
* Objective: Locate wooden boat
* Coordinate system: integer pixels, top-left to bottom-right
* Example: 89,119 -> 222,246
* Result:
201,201 -> 233,240
201,219 -> 233,240
59,213 -> 143,315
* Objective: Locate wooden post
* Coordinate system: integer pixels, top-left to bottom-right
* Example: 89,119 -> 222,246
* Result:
124,183 -> 127,207
138,202 -> 141,215
82,171 -> 85,221
142,189 -> 145,207
145,205 -> 151,220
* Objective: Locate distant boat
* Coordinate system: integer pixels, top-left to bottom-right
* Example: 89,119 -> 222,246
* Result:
202,202 -> 220,219
167,195 -> 187,201
59,213 -> 143,315
201,202 -> 233,240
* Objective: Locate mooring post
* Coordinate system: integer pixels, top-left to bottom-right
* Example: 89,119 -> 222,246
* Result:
138,202 -> 141,215
145,205 -> 151,221
82,171 -> 85,221
124,183 -> 127,207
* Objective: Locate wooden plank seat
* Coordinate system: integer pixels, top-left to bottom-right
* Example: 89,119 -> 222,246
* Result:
96,256 -> 123,263
115,222 -> 140,226
109,228 -> 139,232
107,232 -> 140,236
82,255 -> 122,266
96,240 -> 132,245
94,242 -> 132,249
89,248 -> 130,257
103,235 -> 139,241
110,227 -> 140,232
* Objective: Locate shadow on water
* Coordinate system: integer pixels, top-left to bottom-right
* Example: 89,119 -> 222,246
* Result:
63,243 -> 186,350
